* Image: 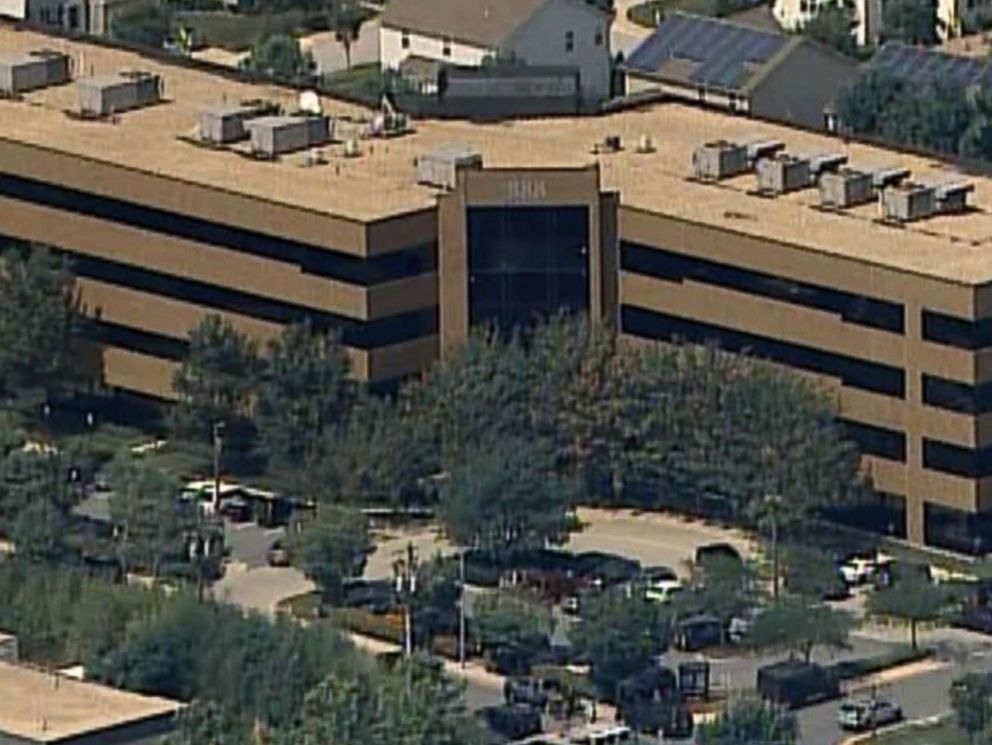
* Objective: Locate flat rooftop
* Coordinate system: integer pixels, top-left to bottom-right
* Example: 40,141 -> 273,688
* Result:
0,660 -> 180,742
4,26 -> 992,283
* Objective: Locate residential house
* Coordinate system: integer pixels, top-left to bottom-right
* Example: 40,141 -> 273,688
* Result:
379,0 -> 613,105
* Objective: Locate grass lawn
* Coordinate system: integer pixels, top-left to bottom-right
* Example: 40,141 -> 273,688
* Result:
872,719 -> 967,745
176,9 -> 310,50
320,63 -> 386,101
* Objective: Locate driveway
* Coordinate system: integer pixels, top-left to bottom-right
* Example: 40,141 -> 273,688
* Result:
301,17 -> 381,76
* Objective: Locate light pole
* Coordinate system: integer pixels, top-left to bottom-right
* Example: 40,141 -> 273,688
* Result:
764,493 -> 783,600
212,421 -> 225,512
458,548 -> 467,668
393,542 -> 418,658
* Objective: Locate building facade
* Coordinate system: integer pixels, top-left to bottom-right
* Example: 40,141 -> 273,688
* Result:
4,27 -> 992,552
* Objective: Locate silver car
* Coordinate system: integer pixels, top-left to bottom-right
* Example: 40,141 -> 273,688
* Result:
837,699 -> 903,731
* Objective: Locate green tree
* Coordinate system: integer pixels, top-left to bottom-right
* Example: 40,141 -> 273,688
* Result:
868,576 -> 949,649
677,553 -> 762,622
750,597 -> 851,662
572,588 -> 667,698
697,696 -> 798,745
108,453 -> 191,578
282,660 -> 470,745
960,85 -> 992,160
172,314 -> 259,447
242,34 -> 315,81
883,0 -> 940,44
289,504 -> 370,604
411,557 -> 461,647
837,69 -> 906,135
472,590 -> 552,657
439,435 -> 576,553
166,701 -> 244,745
329,2 -> 365,69
255,322 -> 351,474
801,3 -> 858,56
0,244 -> 80,398
951,673 -> 992,745
110,0 -> 173,48
782,545 -> 846,600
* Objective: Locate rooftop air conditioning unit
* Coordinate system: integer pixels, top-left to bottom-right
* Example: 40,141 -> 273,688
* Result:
246,114 -> 332,158
755,154 -> 811,195
932,180 -> 974,214
741,136 -> 785,166
691,140 -> 748,181
0,49 -> 71,95
870,165 -> 911,190
881,182 -> 936,222
805,152 -> 848,182
415,143 -> 483,190
77,71 -> 162,117
818,168 -> 873,208
197,101 -> 274,145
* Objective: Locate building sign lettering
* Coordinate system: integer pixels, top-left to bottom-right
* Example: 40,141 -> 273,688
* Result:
505,178 -> 547,203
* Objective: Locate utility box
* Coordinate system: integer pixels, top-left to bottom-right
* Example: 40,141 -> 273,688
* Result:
881,182 -> 936,222
77,71 -> 162,116
197,102 -> 274,145
0,50 -> 71,95
246,115 -> 331,157
415,144 -> 483,189
756,155 -> 811,195
819,168 -> 873,208
691,141 -> 748,181
0,631 -> 18,663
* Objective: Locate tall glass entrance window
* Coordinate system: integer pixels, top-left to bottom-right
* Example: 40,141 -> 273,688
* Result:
466,206 -> 590,332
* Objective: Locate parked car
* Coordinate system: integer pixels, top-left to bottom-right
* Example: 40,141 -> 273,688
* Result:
480,703 -> 543,740
645,578 -> 683,605
641,565 -> 678,582
266,539 -> 290,567
695,543 -> 743,567
504,676 -> 554,709
672,615 -> 724,652
837,698 -> 903,731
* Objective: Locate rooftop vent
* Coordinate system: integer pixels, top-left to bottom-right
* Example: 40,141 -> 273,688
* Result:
930,179 -> 974,215
245,114 -> 332,158
415,143 -> 483,190
0,49 -> 71,96
870,165 -> 911,190
692,140 -> 748,181
804,152 -> 848,182
197,101 -> 277,145
881,181 -> 936,223
818,167 -> 873,209
740,136 -> 785,165
77,71 -> 162,117
755,154 -> 811,195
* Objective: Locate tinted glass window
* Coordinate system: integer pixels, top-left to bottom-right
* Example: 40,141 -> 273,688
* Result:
621,305 -> 906,398
922,374 -> 992,414
467,206 -> 589,333
925,502 -> 992,554
0,172 -> 436,286
923,438 -> 992,478
839,418 -> 906,461
621,242 -> 904,333
922,310 -> 992,350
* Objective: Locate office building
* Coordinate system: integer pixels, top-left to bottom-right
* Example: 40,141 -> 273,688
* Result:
2,27 -> 992,552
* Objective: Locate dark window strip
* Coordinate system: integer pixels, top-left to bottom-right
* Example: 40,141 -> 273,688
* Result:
923,438 -> 992,478
621,241 -> 904,333
620,305 -> 906,398
838,418 -> 907,461
922,374 -> 992,415
86,318 -> 188,361
72,253 -> 437,350
922,310 -> 992,350
0,172 -> 436,286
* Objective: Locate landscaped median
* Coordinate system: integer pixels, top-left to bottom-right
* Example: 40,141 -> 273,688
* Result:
845,716 -> 964,745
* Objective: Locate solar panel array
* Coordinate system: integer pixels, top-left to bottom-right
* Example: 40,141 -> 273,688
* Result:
869,42 -> 992,87
626,12 -> 788,92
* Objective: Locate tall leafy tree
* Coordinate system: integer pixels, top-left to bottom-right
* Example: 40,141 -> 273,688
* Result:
289,504 -> 370,604
750,597 -> 852,662
951,672 -> 992,745
242,35 -> 315,81
439,435 -> 576,553
110,0 -> 173,48
868,575 -> 950,649
108,453 -> 191,578
0,243 -> 80,398
801,3 -> 858,56
329,2 -> 365,70
172,314 -> 259,447
472,590 -> 552,657
697,696 -> 799,745
256,322 -> 351,474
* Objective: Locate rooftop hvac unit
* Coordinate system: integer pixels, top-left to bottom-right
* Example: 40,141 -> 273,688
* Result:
755,154 -> 811,195
870,165 -> 911,190
415,144 -> 483,190
246,114 -> 332,158
805,152 -> 848,182
691,140 -> 748,181
197,101 -> 274,145
931,180 -> 974,214
740,136 -> 785,165
818,168 -> 873,208
0,49 -> 71,95
77,71 -> 162,117
881,182 -> 936,222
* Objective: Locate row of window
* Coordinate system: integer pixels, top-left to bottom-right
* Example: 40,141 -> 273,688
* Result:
0,172 -> 436,286
70,252 -> 438,351
398,28 -> 603,57
620,241 -> 905,333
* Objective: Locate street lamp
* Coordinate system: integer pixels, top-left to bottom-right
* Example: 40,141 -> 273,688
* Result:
212,421 -> 225,511
393,542 -> 418,658
763,493 -> 784,600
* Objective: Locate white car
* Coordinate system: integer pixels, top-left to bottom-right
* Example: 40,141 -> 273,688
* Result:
645,578 -> 683,604
838,699 -> 903,731
839,552 -> 893,585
